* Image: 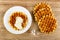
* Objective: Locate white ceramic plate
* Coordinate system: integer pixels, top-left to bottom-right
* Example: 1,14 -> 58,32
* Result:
3,6 -> 32,34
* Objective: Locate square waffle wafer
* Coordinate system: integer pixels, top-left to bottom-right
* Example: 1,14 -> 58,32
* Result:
38,15 -> 56,33
33,2 -> 53,22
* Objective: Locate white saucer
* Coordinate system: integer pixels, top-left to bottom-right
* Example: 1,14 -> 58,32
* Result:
3,6 -> 32,34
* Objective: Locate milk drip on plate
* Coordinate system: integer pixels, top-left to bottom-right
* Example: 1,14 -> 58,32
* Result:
14,17 -> 23,30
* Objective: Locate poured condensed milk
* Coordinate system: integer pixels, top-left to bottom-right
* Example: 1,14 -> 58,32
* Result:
9,12 -> 28,30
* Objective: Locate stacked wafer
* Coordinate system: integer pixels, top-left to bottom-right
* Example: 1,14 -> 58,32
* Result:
33,2 -> 57,33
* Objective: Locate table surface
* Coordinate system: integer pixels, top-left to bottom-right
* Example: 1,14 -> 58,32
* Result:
0,0 -> 60,40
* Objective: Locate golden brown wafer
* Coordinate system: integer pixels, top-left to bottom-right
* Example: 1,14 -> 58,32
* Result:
33,2 -> 53,22
38,15 -> 57,33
